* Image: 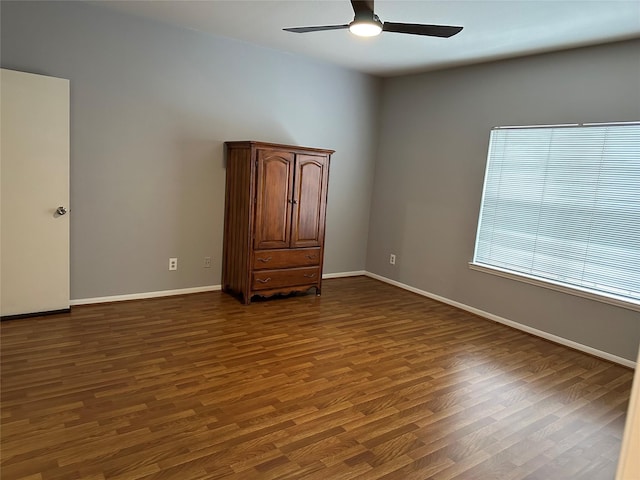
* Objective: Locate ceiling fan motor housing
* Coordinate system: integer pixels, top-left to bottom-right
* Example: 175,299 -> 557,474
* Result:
353,10 -> 382,26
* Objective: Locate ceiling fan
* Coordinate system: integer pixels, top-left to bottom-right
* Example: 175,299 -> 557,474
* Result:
283,0 -> 463,38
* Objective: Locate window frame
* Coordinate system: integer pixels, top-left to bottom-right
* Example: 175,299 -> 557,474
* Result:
470,121 -> 640,313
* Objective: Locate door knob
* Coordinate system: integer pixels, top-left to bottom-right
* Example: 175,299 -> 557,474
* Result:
56,206 -> 68,216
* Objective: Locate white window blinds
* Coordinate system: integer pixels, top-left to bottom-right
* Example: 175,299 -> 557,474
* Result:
472,122 -> 640,307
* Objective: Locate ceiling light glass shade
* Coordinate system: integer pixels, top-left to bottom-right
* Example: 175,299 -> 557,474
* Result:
349,20 -> 382,37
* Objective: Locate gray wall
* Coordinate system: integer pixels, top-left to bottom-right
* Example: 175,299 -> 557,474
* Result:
1,1 -> 380,299
368,39 -> 640,361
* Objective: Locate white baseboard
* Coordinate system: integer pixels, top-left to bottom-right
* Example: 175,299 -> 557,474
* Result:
70,285 -> 221,306
323,270 -> 367,279
365,272 -> 636,369
69,271 -> 365,306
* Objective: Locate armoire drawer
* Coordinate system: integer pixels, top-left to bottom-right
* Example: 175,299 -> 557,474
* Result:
252,267 -> 320,290
253,248 -> 321,270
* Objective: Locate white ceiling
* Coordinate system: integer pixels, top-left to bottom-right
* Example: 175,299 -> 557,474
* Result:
97,0 -> 640,77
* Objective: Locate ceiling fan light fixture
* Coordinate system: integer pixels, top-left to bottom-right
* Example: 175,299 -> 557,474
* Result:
349,19 -> 383,37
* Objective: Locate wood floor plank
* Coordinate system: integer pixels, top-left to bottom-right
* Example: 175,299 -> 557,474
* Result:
1,276 -> 633,479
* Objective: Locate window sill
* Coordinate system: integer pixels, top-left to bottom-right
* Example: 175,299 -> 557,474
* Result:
468,262 -> 640,313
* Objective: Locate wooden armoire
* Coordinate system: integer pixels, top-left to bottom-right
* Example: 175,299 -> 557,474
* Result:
222,141 -> 333,304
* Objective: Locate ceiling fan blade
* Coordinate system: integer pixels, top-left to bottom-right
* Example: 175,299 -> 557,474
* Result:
283,24 -> 350,33
351,0 -> 374,16
382,22 -> 463,38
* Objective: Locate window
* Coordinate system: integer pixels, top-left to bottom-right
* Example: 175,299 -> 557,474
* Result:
471,122 -> 640,311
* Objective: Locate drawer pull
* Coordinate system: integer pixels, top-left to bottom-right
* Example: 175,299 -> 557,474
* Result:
303,273 -> 317,278
256,278 -> 271,283
257,256 -> 272,263
305,254 -> 318,259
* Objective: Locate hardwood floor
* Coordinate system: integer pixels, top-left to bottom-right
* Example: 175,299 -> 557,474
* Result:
1,276 -> 633,480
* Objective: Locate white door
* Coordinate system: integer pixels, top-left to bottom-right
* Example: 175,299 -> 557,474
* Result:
1,69 -> 70,317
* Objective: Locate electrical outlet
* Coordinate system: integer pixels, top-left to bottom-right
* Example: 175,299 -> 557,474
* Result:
389,254 -> 396,265
169,257 -> 178,271
204,256 -> 212,268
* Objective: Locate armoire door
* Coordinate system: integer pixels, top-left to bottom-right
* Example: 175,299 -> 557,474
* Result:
291,154 -> 329,248
253,149 -> 295,249
1,69 -> 70,317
